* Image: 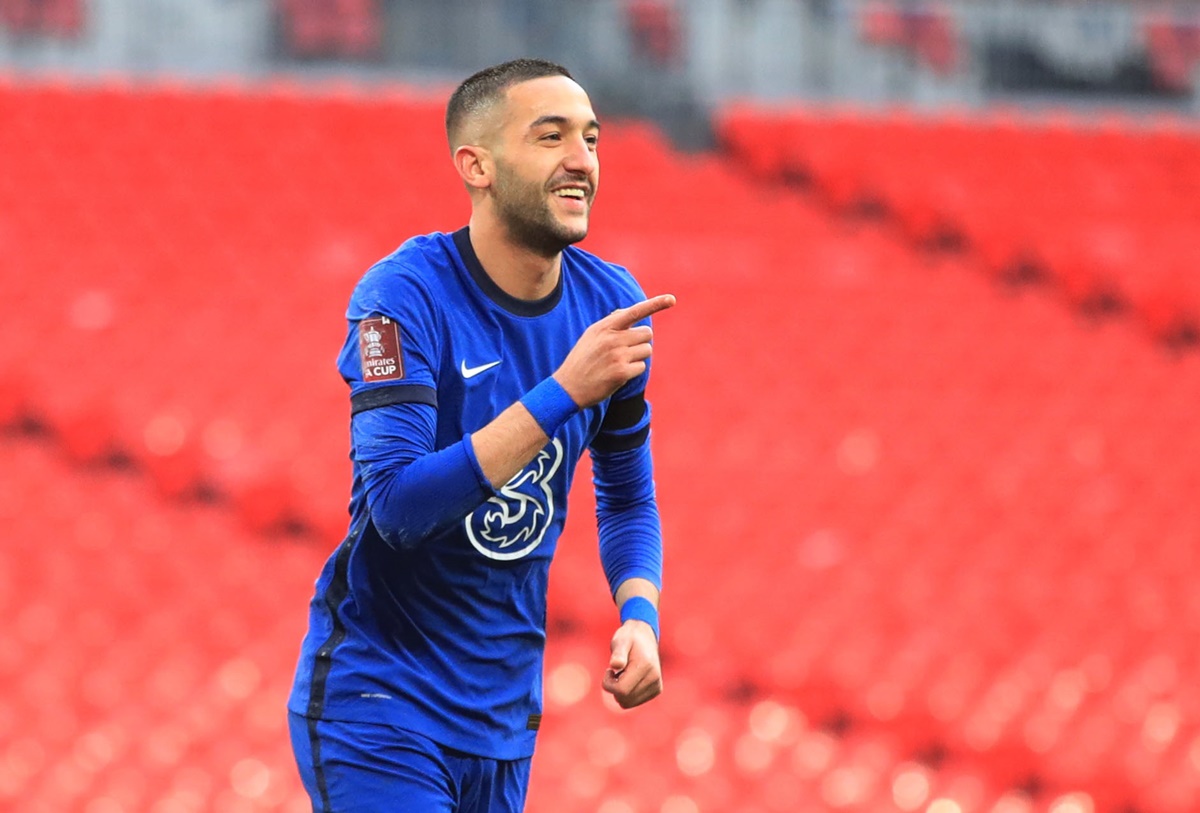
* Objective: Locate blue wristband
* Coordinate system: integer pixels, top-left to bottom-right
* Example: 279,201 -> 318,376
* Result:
520,377 -> 579,438
619,596 -> 660,641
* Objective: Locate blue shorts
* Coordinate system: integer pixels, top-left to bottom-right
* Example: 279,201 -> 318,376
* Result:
288,712 -> 532,813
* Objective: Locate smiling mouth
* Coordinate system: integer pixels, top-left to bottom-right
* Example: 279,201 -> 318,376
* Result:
552,188 -> 588,201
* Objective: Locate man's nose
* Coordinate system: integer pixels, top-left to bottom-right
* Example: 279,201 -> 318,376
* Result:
562,135 -> 597,174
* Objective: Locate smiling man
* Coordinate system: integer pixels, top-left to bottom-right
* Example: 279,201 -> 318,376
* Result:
287,59 -> 675,812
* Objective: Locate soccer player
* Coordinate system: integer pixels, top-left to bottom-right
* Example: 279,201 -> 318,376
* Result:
287,58 -> 673,812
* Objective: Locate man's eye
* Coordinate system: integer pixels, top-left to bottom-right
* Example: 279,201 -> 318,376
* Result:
541,132 -> 562,141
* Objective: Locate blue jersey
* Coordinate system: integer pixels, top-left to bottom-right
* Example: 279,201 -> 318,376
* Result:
289,229 -> 662,760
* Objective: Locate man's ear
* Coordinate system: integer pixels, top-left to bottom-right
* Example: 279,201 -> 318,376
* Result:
454,144 -> 492,190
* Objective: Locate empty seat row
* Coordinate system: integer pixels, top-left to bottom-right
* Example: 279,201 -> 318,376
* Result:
716,104 -> 1200,341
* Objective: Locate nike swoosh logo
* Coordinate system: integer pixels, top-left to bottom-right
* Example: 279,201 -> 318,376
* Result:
461,359 -> 501,379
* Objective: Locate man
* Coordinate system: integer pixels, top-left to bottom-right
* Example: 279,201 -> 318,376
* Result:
288,58 -> 674,812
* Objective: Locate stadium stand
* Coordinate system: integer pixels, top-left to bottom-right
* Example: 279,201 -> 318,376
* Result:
3,79 -> 1200,812
273,0 -> 382,60
0,0 -> 83,38
858,1 -> 958,76
0,434 -> 318,812
716,104 -> 1200,344
853,1 -> 1200,95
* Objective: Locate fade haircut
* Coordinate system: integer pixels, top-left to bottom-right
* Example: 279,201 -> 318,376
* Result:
445,58 -> 574,151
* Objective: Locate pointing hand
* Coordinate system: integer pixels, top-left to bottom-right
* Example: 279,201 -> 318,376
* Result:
553,294 -> 676,408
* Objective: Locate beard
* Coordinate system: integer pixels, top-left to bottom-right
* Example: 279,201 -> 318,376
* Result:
492,159 -> 590,258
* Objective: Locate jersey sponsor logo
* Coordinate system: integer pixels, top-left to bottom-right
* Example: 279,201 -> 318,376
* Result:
460,359 -> 501,379
358,317 -> 403,382
466,439 -> 564,561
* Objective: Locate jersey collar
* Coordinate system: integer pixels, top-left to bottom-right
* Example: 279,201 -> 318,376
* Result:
452,227 -> 564,317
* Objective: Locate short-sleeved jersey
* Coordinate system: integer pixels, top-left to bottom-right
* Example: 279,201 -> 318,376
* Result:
288,228 -> 652,760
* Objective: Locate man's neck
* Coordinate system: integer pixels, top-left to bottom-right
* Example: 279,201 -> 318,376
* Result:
467,215 -> 561,302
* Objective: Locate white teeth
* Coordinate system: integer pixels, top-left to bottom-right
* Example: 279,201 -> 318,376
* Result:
555,189 -> 585,198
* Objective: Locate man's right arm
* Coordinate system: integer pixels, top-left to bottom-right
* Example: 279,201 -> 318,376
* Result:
472,294 -> 676,486
357,295 -> 675,550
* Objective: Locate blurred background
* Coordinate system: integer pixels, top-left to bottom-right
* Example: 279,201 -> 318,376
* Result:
2,1 -> 1200,812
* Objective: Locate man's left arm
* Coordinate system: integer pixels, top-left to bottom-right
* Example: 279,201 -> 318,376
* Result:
605,573 -> 662,709
591,391 -> 664,709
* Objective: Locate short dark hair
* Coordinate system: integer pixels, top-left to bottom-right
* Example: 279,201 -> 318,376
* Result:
445,58 -> 574,149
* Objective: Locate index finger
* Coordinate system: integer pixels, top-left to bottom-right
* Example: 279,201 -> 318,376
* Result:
610,294 -> 677,328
